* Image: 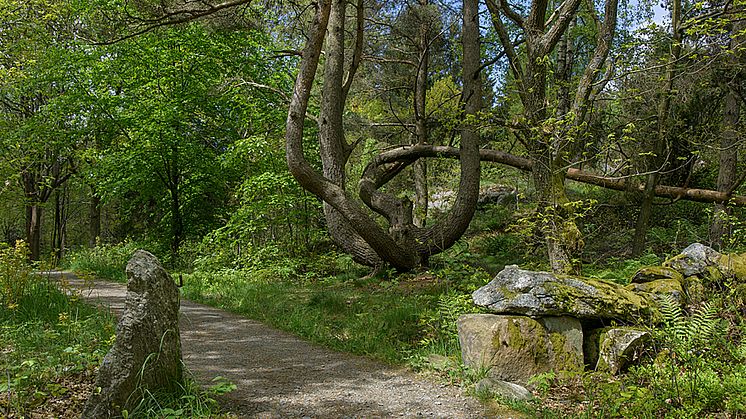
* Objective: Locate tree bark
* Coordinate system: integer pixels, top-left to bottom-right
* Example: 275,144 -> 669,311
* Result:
632,0 -> 681,256
25,203 -> 42,261
709,18 -> 744,248
89,191 -> 101,247
412,0 -> 430,228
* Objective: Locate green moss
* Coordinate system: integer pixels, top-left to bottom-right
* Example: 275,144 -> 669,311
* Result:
548,331 -> 581,372
631,266 -> 683,284
718,254 -> 746,280
498,317 -> 550,364
544,277 -> 655,322
505,317 -> 526,349
625,278 -> 683,298
704,265 -> 724,283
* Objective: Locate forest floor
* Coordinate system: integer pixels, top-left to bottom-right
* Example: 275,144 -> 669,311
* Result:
62,273 -> 502,418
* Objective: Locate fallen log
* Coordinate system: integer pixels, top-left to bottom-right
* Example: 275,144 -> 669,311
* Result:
363,145 -> 746,206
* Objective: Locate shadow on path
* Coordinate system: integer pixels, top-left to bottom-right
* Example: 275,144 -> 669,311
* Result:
52,272 -> 488,418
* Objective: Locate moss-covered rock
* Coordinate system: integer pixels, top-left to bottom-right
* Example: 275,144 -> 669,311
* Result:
631,266 -> 683,284
595,328 -> 651,375
540,317 -> 584,372
717,253 -> 746,281
663,243 -> 721,277
472,265 -> 656,322
457,314 -> 583,385
682,276 -> 706,307
626,278 -> 685,306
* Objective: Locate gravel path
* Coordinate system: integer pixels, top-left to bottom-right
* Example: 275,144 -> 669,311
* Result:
59,273 -> 491,418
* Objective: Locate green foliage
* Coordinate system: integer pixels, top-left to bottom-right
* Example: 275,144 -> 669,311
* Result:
584,253 -> 662,284
63,241 -> 142,282
195,137 -> 325,271
0,265 -> 115,416
0,240 -> 33,309
417,290 -> 483,354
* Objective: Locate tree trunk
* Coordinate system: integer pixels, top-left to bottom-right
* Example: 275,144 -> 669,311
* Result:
90,192 -> 101,247
709,18 -> 744,248
52,185 -> 68,263
25,203 -> 42,261
709,88 -> 739,248
413,160 -> 428,227
412,0 -> 430,228
318,0 -> 386,268
632,0 -> 681,256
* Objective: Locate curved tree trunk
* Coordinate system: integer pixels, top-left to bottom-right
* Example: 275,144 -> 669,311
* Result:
285,0 -> 482,270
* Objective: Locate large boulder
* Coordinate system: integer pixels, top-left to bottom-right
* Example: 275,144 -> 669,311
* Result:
457,314 -> 583,385
82,250 -> 182,418
472,265 -> 655,322
663,243 -> 721,277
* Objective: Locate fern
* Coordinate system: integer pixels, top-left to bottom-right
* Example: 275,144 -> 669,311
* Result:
658,296 -> 721,352
686,301 -> 720,349
659,295 -> 686,343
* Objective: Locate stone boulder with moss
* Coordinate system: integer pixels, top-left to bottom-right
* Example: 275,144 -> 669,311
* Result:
472,265 -> 655,323
626,278 -> 685,306
662,243 -> 746,285
457,314 -> 583,385
663,243 -> 721,277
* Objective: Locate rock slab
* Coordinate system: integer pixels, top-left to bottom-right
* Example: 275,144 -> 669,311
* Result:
82,250 -> 182,418
472,265 -> 654,322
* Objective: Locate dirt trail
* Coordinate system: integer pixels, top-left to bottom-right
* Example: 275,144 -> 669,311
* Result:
59,273 -> 491,418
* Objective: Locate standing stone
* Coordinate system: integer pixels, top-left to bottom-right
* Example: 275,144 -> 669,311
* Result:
457,314 -> 582,385
82,250 -> 182,418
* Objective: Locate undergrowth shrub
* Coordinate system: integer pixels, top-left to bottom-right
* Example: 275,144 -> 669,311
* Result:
123,375 -> 236,418
63,241 -> 143,281
0,240 -> 33,309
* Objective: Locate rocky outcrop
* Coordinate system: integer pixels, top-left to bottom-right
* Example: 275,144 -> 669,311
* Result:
457,314 -> 583,385
82,250 -> 182,418
472,265 -> 655,322
458,243 -> 745,390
